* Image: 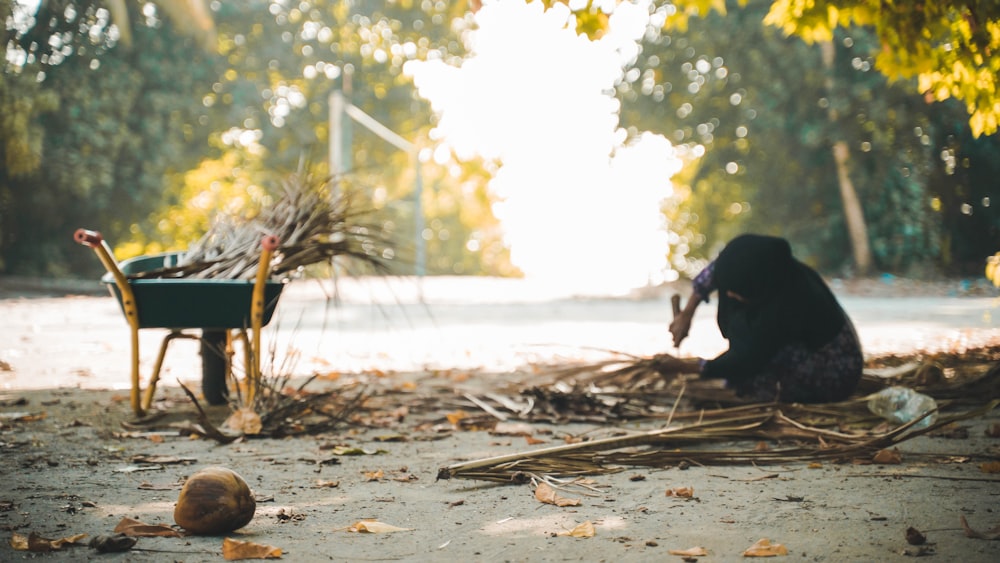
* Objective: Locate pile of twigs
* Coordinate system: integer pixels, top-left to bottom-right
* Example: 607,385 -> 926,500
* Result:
438,399 -> 998,482
509,345 -> 1000,421
436,346 -> 1000,483
131,170 -> 391,280
253,377 -> 370,439
177,374 -> 370,443
537,352 -> 684,392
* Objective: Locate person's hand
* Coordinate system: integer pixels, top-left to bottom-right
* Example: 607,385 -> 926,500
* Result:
669,312 -> 692,347
651,353 -> 700,375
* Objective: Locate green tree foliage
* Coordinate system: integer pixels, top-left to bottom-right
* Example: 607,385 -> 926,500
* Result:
162,0 -> 510,276
1,1 -> 221,276
5,0 -> 994,280
923,102 -> 1000,273
561,1 -> 1000,135
2,0 -> 513,278
762,0 -> 1000,137
563,0 -> 996,276
622,2 -> 937,270
659,0 -> 998,275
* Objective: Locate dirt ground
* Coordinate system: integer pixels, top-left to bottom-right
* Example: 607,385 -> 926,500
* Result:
2,276 -> 1000,562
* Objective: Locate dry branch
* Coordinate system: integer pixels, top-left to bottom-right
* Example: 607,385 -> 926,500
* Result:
130,170 -> 391,280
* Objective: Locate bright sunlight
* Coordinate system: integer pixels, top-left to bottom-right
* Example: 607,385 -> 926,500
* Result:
407,0 -> 682,295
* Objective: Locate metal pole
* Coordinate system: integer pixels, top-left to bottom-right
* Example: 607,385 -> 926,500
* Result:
341,67 -> 354,175
414,160 -> 425,277
328,90 -> 343,178
331,71 -> 426,278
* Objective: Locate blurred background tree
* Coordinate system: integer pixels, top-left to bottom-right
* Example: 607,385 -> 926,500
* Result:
2,0 -> 997,281
1,0 -> 222,276
569,0 -> 998,277
620,1 -> 951,275
1,0 -> 509,278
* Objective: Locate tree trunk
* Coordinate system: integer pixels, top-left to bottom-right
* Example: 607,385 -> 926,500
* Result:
821,41 -> 873,275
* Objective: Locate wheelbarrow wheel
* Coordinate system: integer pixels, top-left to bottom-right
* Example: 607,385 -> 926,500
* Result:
200,330 -> 229,405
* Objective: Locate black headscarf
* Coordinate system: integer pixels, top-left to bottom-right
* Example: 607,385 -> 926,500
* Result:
712,234 -> 794,302
702,234 -> 849,382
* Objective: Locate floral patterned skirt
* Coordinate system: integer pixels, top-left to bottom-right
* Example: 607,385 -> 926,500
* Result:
728,317 -> 863,403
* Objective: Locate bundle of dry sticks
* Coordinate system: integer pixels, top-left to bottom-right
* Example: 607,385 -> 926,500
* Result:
130,171 -> 391,280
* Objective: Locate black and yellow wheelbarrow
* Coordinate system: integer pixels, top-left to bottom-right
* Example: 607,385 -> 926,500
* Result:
74,229 -> 285,418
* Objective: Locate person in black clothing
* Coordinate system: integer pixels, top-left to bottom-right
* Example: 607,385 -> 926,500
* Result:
663,234 -> 863,403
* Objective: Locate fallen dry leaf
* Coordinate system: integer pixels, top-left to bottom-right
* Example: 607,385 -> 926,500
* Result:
669,546 -> 708,556
960,515 -> 1000,540
314,479 -> 340,488
873,448 -> 902,464
979,461 -> 1000,474
525,435 -> 547,445
742,538 -> 788,557
224,407 -> 262,435
113,517 -> 182,537
10,531 -> 87,552
348,519 -> 412,533
222,537 -> 282,560
666,486 -> 695,498
363,469 -> 384,482
535,482 -> 582,507
558,521 -> 595,538
446,410 -> 468,425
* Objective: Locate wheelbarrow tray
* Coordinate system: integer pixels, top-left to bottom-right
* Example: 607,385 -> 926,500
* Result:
102,252 -> 284,330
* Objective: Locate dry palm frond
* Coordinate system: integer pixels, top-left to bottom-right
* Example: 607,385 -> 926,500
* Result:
179,364 -> 370,443
438,400 -> 998,482
533,353 -> 681,390
253,377 -> 370,439
439,347 -> 1000,482
130,170 -> 392,280
176,327 -> 371,443
516,345 -> 1000,423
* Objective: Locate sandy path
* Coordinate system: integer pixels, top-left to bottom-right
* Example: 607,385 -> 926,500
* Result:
1,277 -> 999,562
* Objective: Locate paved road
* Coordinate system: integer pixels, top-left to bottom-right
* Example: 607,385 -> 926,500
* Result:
2,276 -> 998,392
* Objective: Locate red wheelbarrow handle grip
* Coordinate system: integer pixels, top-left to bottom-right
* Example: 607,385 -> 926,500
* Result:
74,229 -> 103,247
261,235 -> 280,251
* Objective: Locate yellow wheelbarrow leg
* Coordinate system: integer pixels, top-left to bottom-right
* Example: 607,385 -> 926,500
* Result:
236,329 -> 252,403
247,235 -> 279,406
142,331 -> 199,413
74,229 -> 147,417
